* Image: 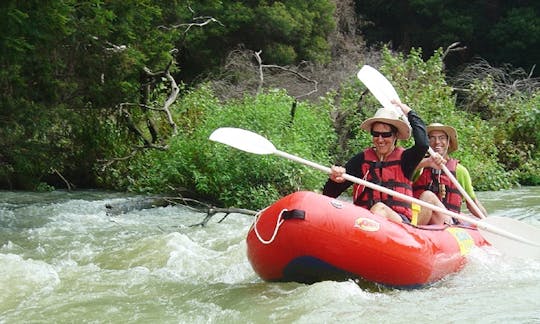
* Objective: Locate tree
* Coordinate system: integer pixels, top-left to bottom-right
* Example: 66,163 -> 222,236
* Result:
355,0 -> 540,75
0,0 -> 337,190
0,0 -> 177,189
176,0 -> 336,82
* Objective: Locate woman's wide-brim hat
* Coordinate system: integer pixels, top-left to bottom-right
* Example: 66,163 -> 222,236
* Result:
360,108 -> 411,140
427,123 -> 458,153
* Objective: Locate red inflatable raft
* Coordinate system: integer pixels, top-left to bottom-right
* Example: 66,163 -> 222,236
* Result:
246,191 -> 489,288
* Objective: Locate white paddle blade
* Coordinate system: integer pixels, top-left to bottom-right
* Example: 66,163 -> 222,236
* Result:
209,127 -> 276,155
357,65 -> 411,133
479,216 -> 540,258
357,65 -> 401,110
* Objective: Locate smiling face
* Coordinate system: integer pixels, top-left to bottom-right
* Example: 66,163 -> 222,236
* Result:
428,130 -> 449,157
371,122 -> 396,159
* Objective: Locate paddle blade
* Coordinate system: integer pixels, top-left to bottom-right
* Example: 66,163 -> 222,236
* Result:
209,127 -> 276,155
357,65 -> 400,111
479,216 -> 540,259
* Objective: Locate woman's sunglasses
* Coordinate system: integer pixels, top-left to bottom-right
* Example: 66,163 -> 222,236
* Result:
371,130 -> 394,138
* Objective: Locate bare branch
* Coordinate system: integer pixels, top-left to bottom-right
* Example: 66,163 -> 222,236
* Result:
162,68 -> 180,134
99,149 -> 138,172
90,35 -> 128,53
116,102 -> 164,112
451,58 -> 540,99
104,41 -> 127,53
442,42 -> 466,58
441,42 -> 467,70
254,50 -> 264,94
141,65 -> 179,135
159,16 -> 224,34
527,65 -> 536,79
253,50 -> 318,99
98,132 -> 168,172
51,168 -> 74,191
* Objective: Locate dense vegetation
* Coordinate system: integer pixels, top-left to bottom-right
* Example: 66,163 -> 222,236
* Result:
356,0 -> 540,76
0,0 -> 334,190
1,1 -> 538,209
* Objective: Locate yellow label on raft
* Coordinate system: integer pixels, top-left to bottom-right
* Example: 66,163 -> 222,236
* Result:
446,227 -> 474,255
411,203 -> 420,226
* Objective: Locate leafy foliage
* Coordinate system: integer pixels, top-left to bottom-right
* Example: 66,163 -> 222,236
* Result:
381,48 -> 518,190
0,1 -> 175,189
0,0 -> 336,190
451,63 -> 540,186
177,0 -> 335,79
1,0 -> 538,206
356,0 -> 540,76
490,92 -> 540,185
115,87 -> 335,209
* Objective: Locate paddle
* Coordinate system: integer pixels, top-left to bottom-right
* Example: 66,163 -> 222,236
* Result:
209,127 -> 540,258
357,65 -> 487,219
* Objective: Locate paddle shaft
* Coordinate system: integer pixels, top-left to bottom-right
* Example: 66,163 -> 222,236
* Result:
275,149 -> 539,246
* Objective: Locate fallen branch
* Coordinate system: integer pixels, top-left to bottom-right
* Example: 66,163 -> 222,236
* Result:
168,197 -> 258,227
105,195 -> 258,227
188,207 -> 258,227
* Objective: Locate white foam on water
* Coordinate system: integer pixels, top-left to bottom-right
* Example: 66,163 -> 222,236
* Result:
0,253 -> 60,313
1,189 -> 539,323
152,231 -> 253,284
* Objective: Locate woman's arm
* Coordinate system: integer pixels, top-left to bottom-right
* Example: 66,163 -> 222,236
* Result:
401,110 -> 429,179
322,152 -> 365,197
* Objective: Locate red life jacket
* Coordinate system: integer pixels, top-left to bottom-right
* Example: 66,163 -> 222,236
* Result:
413,158 -> 462,213
353,147 -> 413,219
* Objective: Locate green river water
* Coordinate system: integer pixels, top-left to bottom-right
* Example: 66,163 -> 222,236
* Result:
1,187 -> 539,323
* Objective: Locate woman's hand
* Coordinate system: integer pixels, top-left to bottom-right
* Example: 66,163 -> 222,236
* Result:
329,165 -> 346,183
390,99 -> 411,115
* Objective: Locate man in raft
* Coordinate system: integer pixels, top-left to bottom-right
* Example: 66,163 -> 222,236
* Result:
412,123 -> 488,225
323,101 -> 429,223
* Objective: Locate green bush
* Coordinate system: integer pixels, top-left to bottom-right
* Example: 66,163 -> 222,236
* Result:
123,87 -> 335,209
491,92 -> 540,185
99,46 -> 539,208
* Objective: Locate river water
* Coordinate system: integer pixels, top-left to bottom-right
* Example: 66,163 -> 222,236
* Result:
1,187 -> 539,323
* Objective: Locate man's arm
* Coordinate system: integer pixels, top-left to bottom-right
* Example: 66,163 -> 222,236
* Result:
456,164 -> 488,217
